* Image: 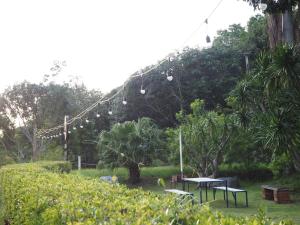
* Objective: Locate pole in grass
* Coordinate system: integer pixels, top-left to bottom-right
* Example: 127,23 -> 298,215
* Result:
64,115 -> 69,161
179,127 -> 183,179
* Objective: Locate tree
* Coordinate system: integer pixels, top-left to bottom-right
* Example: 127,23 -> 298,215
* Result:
231,44 -> 300,172
168,99 -> 234,177
97,118 -> 164,183
243,0 -> 300,47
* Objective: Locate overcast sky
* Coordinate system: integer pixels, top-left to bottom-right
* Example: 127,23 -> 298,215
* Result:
0,0 -> 259,94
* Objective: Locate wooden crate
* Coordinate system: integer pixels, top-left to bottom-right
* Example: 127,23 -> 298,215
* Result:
274,189 -> 291,203
261,185 -> 291,203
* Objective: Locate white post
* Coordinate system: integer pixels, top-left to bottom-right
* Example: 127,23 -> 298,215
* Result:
78,155 -> 81,170
179,127 -> 183,178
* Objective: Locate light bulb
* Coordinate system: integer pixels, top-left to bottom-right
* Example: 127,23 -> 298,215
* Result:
108,110 -> 113,115
206,35 -> 211,43
96,113 -> 100,118
140,89 -> 146,95
73,126 -> 77,130
121,153 -> 125,157
85,119 -> 89,123
167,75 -> 173,81
260,3 -> 267,11
68,131 -> 71,134
122,100 -> 127,105
80,125 -> 84,129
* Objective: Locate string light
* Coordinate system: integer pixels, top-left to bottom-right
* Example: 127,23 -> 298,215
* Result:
85,118 -> 89,123
166,57 -> 174,81
259,1 -> 267,11
73,126 -> 77,130
140,73 -> 146,95
68,130 -> 71,134
96,113 -> 100,118
37,0 -> 224,138
205,18 -> 211,43
122,84 -> 127,105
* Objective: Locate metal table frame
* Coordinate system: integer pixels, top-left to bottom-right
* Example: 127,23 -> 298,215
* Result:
182,177 -> 229,207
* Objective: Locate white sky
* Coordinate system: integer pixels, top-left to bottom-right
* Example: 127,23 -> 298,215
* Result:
0,0 -> 258,94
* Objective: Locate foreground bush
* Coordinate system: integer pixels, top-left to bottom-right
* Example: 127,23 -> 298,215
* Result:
0,163 -> 292,225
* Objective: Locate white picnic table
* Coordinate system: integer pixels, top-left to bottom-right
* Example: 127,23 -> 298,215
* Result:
182,177 -> 229,207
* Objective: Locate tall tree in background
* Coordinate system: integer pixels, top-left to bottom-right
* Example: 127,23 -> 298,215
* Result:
244,0 -> 299,47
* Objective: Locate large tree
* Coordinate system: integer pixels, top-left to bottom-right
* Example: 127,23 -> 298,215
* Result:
98,117 -> 164,183
231,44 -> 300,171
167,99 -> 234,177
244,0 -> 300,47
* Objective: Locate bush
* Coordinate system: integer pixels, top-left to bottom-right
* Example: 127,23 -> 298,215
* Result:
36,161 -> 72,173
269,153 -> 294,177
39,145 -> 64,161
0,163 -> 291,225
0,154 -> 15,167
219,163 -> 273,181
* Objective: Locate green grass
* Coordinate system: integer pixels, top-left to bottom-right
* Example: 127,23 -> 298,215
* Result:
74,166 -> 300,224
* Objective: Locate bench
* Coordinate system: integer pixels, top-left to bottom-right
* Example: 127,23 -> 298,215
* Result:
213,186 -> 248,207
261,185 -> 290,203
165,189 -> 194,205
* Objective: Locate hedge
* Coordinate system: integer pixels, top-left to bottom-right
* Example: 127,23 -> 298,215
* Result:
218,163 -> 273,181
0,163 -> 292,225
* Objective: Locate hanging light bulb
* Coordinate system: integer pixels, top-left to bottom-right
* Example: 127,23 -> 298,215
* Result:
68,130 -> 71,134
259,3 -> 267,11
167,75 -> 173,81
140,89 -> 146,95
85,119 -> 89,123
108,110 -> 113,115
80,124 -> 84,129
96,113 -> 100,118
122,99 -> 127,105
206,35 -> 211,43
73,126 -> 77,130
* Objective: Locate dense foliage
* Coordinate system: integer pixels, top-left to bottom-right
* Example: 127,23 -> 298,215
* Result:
98,118 -> 165,183
0,163 -> 292,225
167,99 -> 234,177
230,44 -> 300,172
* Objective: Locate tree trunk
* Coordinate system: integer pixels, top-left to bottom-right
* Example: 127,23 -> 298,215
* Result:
128,163 -> 140,184
282,1 -> 294,44
294,4 -> 300,43
32,124 -> 38,161
266,13 -> 283,49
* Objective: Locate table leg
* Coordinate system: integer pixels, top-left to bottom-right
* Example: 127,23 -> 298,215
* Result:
245,191 -> 248,207
205,183 -> 208,201
225,180 -> 229,208
199,184 -> 203,204
182,180 -> 185,191
187,182 -> 189,192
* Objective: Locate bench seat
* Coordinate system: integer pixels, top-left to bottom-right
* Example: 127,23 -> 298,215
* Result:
165,189 -> 194,205
212,186 -> 248,207
214,186 -> 246,192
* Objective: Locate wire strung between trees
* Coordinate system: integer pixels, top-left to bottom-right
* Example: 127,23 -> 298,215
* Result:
38,0 -> 224,138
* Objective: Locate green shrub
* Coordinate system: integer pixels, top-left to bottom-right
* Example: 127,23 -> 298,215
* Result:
219,163 -> 273,181
269,153 -> 294,177
0,163 -> 292,225
36,161 -> 72,173
39,145 -> 64,161
0,154 -> 15,167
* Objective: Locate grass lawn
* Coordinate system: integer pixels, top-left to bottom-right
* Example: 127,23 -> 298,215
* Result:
73,166 -> 300,224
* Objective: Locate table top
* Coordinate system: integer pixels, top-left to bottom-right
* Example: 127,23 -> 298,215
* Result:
182,177 -> 224,183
